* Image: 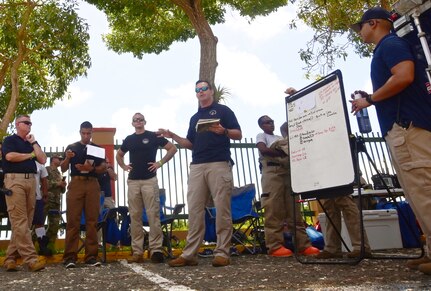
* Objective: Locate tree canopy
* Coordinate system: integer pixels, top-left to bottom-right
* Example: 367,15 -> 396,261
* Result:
85,0 -> 291,89
0,0 -> 91,137
292,0 -> 393,76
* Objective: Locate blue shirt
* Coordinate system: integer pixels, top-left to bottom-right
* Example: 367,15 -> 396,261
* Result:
187,102 -> 241,164
1,134 -> 36,173
371,33 -> 431,136
120,130 -> 168,180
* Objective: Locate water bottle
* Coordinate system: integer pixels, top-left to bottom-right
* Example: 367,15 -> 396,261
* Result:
355,94 -> 372,133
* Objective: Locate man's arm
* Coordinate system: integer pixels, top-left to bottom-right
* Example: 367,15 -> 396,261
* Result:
148,142 -> 178,173
256,142 -> 285,157
157,129 -> 193,150
116,149 -> 132,172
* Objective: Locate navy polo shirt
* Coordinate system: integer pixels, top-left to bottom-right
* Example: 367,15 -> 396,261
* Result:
371,33 -> 431,136
187,102 -> 241,164
120,130 -> 169,180
1,134 -> 36,174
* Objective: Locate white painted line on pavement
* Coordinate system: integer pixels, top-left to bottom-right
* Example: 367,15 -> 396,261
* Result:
120,259 -> 196,291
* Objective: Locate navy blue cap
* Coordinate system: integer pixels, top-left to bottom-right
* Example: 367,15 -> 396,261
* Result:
350,7 -> 393,33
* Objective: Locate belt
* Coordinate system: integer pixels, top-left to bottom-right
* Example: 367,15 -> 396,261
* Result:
5,173 -> 35,179
266,162 -> 281,167
71,176 -> 97,181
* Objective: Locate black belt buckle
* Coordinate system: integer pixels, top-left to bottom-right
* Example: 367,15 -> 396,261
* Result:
267,162 -> 280,167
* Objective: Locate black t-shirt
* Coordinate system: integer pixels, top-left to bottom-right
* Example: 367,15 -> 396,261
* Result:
1,134 -> 36,173
98,171 -> 112,197
65,142 -> 104,177
120,130 -> 168,180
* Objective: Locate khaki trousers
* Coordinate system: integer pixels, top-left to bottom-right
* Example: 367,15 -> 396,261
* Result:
320,196 -> 371,253
386,123 -> 431,257
181,162 -> 233,260
127,177 -> 162,256
4,174 -> 39,265
63,177 -> 100,262
261,162 -> 311,253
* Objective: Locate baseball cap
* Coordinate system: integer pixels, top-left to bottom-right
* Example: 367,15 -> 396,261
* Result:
350,7 -> 393,33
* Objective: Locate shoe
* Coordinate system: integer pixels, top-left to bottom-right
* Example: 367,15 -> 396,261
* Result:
316,250 -> 343,259
418,262 -> 431,275
85,258 -> 102,267
269,246 -> 293,257
4,261 -> 18,272
300,246 -> 320,256
230,247 -> 240,256
406,256 -> 431,270
150,252 -> 164,264
198,248 -> 214,258
28,260 -> 45,272
212,256 -> 230,267
127,255 -> 145,264
38,236 -> 53,257
168,256 -> 198,267
64,259 -> 76,269
346,250 -> 372,258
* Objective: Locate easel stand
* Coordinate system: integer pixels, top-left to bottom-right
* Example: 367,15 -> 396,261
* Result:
352,136 -> 424,260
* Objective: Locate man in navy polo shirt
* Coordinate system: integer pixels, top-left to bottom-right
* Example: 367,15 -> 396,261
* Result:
351,7 -> 431,275
2,114 -> 46,272
159,80 -> 242,267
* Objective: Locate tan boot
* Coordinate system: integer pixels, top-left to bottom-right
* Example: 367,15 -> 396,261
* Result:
28,260 -> 45,272
168,256 -> 198,267
418,262 -> 431,275
4,261 -> 18,272
406,256 -> 431,270
212,256 -> 230,267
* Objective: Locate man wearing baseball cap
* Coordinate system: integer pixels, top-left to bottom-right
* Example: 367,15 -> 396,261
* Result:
350,7 -> 431,275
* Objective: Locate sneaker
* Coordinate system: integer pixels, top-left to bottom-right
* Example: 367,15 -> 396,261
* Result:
150,252 -> 164,264
85,258 -> 102,267
64,259 -> 76,269
316,250 -> 343,259
127,255 -> 145,264
168,256 -> 198,267
406,256 -> 431,270
300,246 -> 320,256
346,250 -> 372,259
269,246 -> 293,257
212,256 -> 230,267
4,261 -> 18,272
230,247 -> 240,256
418,262 -> 431,275
198,248 -> 214,258
28,260 -> 45,272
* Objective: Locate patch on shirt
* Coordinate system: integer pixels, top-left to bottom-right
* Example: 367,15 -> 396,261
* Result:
209,109 -> 217,116
142,138 -> 149,144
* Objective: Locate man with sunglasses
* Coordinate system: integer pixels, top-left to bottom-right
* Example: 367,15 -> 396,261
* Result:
256,115 -> 320,258
351,7 -> 431,274
116,113 -> 177,264
1,114 -> 46,271
158,80 -> 242,267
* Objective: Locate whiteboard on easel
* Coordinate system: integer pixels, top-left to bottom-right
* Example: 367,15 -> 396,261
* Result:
286,70 -> 355,197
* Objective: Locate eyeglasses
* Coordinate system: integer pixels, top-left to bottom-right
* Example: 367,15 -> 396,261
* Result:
19,121 -> 32,126
195,86 -> 209,93
262,120 -> 274,125
133,118 -> 145,122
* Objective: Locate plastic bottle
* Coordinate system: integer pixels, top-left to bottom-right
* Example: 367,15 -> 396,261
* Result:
354,94 -> 372,133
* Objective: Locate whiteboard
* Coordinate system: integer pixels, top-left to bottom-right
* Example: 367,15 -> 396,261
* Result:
286,70 -> 355,197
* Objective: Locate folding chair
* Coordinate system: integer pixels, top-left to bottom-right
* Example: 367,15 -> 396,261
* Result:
142,189 -> 185,258
231,184 -> 263,254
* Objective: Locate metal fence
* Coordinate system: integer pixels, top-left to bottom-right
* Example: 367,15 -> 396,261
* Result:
0,133 -> 395,238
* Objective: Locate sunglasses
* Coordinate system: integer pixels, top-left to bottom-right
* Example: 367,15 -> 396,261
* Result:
262,120 -> 274,125
19,121 -> 33,126
133,118 -> 145,122
359,20 -> 374,31
195,86 -> 209,93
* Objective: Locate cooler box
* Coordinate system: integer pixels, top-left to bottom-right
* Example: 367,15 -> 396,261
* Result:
318,209 -> 403,250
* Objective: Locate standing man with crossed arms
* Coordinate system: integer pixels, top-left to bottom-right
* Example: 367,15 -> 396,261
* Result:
158,80 -> 242,267
116,113 -> 177,264
1,114 -> 46,272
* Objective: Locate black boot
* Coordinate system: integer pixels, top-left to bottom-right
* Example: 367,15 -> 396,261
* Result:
38,236 -> 53,256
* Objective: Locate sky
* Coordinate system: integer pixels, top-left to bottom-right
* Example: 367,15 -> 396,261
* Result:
30,2 -> 380,149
